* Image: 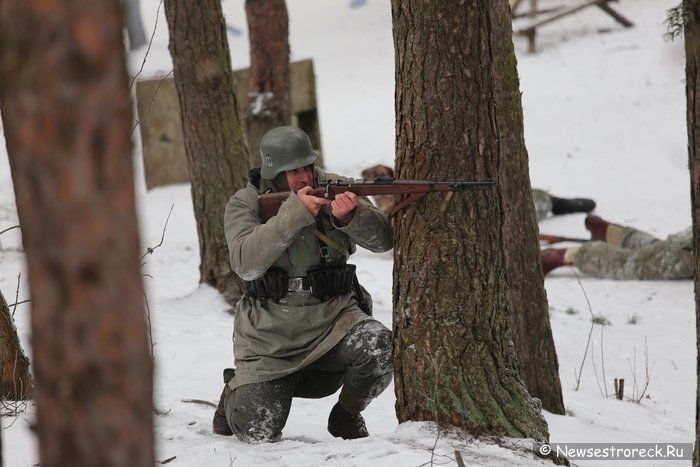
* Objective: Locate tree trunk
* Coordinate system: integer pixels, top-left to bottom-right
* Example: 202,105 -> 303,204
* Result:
245,0 -> 292,167
685,1 -> 700,465
490,0 -> 565,415
0,289 -> 32,400
0,1 -> 154,466
390,0 -> 548,441
164,0 -> 249,304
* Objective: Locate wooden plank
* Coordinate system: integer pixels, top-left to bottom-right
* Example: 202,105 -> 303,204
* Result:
516,0 -> 633,36
512,5 -> 565,20
596,1 -> 634,28
516,0 -> 604,34
529,0 -> 538,18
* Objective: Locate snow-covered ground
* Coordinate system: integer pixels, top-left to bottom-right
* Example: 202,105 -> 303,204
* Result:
1,0 -> 693,465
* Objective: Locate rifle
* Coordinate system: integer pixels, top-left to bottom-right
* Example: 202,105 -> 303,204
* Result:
539,233 -> 589,245
259,177 -> 496,222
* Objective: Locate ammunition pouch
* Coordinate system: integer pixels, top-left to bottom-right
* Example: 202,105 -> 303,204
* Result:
244,264 -> 356,301
244,268 -> 288,299
307,264 -> 356,301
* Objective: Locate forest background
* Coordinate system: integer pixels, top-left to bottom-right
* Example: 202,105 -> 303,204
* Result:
0,0 -> 695,466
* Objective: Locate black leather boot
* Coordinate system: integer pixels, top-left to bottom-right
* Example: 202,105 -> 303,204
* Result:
212,368 -> 235,436
327,403 -> 369,440
550,196 -> 596,215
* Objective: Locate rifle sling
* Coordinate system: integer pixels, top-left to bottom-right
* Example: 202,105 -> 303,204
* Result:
388,192 -> 428,218
310,222 -> 371,315
309,225 -> 350,259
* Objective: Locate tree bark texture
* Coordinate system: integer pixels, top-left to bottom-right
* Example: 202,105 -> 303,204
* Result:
245,0 -> 292,167
164,0 -> 249,304
0,289 -> 32,400
490,0 -> 565,415
0,1 -> 155,466
684,1 -> 700,465
390,0 -> 548,441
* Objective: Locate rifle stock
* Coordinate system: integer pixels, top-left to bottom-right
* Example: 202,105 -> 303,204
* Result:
539,233 -> 589,245
259,178 -> 495,222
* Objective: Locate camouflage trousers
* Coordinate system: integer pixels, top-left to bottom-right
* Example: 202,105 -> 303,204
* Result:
575,226 -> 693,280
223,320 -> 392,442
533,189 -> 553,222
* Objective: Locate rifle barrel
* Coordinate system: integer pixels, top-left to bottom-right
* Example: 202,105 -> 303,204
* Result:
258,178 -> 495,221
313,179 -> 495,198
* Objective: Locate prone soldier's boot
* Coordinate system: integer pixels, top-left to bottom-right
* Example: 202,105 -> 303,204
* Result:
541,248 -> 567,275
541,247 -> 580,275
585,215 -> 611,241
550,196 -> 596,215
212,368 -> 235,436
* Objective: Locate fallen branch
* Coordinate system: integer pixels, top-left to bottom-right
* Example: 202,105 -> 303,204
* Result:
154,407 -> 172,416
181,398 -> 217,409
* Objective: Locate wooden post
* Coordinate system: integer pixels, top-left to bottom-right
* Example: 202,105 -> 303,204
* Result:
514,0 -> 634,54
529,0 -> 537,18
614,378 -> 625,400
596,0 -> 634,28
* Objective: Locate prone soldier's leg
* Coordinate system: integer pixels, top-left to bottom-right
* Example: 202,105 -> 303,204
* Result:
613,225 -> 659,249
576,239 -> 693,280
532,189 -> 553,222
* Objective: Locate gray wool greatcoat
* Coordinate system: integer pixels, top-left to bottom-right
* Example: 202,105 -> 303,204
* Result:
223,167 -> 393,390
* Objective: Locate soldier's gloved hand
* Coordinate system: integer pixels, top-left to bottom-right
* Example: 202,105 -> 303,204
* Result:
331,192 -> 358,225
298,185 -> 331,218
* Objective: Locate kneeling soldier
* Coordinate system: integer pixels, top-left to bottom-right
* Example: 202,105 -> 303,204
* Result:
213,126 -> 394,442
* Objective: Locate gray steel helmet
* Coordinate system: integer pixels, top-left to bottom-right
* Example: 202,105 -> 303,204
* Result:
259,126 -> 318,180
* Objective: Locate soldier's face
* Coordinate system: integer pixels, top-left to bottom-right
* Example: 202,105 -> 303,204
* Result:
285,165 -> 314,192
